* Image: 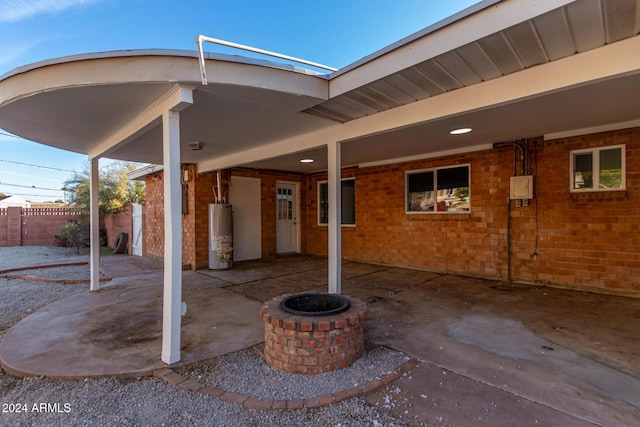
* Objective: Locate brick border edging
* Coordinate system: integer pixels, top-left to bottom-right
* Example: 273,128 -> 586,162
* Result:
0,262 -> 112,285
153,357 -> 420,410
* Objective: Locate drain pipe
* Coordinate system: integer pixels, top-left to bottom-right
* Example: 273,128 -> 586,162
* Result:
506,196 -> 511,283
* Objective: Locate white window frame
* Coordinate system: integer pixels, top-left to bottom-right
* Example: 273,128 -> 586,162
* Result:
317,178 -> 356,227
405,164 -> 471,214
569,144 -> 626,193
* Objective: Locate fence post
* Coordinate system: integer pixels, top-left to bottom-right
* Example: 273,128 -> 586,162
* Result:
7,207 -> 22,246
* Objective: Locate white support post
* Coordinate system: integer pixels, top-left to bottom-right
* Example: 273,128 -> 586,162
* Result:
161,109 -> 183,365
327,141 -> 342,294
89,157 -> 100,291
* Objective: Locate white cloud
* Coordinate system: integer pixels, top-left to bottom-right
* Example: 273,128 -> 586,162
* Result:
0,0 -> 100,22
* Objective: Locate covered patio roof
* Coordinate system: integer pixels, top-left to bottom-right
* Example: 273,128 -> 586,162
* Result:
1,0 -> 640,366
1,0 -> 638,174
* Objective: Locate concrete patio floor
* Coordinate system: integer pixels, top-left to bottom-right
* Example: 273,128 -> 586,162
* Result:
1,254 -> 639,425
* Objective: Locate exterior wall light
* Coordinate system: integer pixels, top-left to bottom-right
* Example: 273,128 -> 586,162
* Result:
450,128 -> 472,135
300,159 -> 314,163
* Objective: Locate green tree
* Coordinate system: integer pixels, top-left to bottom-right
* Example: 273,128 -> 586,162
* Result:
64,161 -> 146,218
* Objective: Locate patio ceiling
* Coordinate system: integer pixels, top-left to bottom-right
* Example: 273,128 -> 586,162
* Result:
0,0 -> 639,173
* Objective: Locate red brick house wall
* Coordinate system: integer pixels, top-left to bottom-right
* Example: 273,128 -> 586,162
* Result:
143,172 -> 164,260
139,127 -> 639,295
230,168 -> 309,259
304,128 -> 639,294
143,165 -> 198,268
145,166 -> 309,269
533,128 -> 640,292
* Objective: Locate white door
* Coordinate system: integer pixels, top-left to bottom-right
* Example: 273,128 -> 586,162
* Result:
131,204 -> 143,256
276,182 -> 298,254
230,176 -> 262,261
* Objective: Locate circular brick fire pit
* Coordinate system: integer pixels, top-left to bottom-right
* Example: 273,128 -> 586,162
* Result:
260,293 -> 367,374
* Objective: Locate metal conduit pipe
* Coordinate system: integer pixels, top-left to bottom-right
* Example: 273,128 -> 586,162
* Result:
196,35 -> 338,85
493,139 -> 530,283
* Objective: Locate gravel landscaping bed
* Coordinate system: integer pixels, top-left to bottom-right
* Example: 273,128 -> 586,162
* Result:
0,247 -> 410,426
176,346 -> 411,400
0,246 -> 88,271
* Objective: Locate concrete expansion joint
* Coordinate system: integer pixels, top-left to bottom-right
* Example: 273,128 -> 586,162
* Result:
153,357 -> 421,410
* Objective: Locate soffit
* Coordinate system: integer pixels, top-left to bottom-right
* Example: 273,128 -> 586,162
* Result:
305,0 -> 640,122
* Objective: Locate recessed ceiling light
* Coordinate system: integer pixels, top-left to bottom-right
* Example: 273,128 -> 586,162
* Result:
300,158 -> 314,163
450,127 -> 472,135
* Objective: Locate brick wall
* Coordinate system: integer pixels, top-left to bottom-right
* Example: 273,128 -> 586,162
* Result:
191,168 -> 309,267
304,128 -> 639,295
230,168 -> 308,258
103,206 -> 132,254
139,127 -> 639,295
533,128 -> 640,292
144,172 -> 164,260
0,209 -> 7,244
143,165 -> 198,268
0,207 -> 82,247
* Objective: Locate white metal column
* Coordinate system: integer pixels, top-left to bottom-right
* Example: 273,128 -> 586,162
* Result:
161,109 -> 183,365
89,157 -> 100,291
328,141 -> 342,294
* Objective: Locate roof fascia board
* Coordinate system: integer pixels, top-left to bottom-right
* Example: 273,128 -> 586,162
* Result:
329,0 -> 576,97
0,49 -> 327,82
88,84 -> 194,159
127,164 -> 164,181
544,118 -> 640,140
198,34 -> 640,173
358,143 -> 495,168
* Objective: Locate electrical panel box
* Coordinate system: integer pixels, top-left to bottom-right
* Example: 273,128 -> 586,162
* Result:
510,175 -> 534,199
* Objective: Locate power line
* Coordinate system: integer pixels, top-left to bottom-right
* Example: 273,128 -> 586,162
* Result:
0,159 -> 76,173
0,170 -> 63,182
0,181 -> 63,192
2,192 -> 64,198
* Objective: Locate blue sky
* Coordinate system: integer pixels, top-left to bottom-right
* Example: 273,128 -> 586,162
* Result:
0,0 -> 479,201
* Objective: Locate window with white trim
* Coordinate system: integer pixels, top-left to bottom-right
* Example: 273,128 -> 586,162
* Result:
406,165 -> 470,213
318,178 -> 355,225
570,145 -> 625,192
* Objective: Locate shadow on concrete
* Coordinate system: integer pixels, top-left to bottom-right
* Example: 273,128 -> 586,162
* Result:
1,254 -> 639,425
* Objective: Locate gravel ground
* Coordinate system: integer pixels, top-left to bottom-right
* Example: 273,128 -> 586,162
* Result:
0,246 -> 88,271
176,347 -> 410,400
0,247 -> 411,427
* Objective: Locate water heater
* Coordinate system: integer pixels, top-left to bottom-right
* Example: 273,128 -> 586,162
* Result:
208,203 -> 233,269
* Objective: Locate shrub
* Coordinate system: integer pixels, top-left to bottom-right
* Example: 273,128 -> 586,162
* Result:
57,221 -> 90,254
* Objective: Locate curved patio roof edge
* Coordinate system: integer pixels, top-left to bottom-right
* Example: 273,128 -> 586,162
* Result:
0,48 -> 329,83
